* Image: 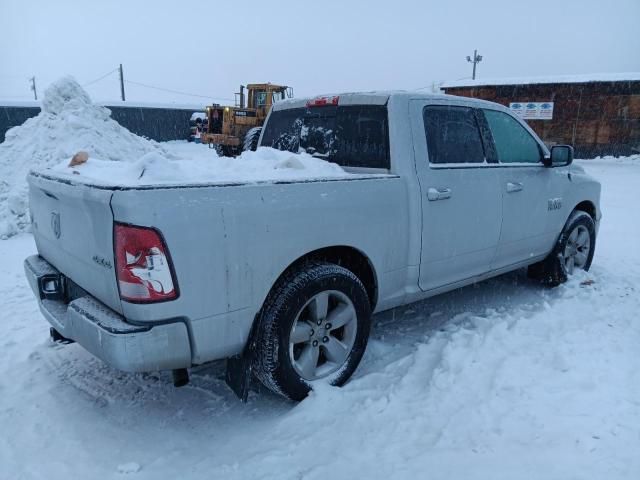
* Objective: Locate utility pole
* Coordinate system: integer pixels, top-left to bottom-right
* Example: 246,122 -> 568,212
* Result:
119,64 -> 126,101
466,50 -> 483,80
29,76 -> 38,100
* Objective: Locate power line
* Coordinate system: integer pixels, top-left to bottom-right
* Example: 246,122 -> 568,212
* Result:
83,68 -> 119,87
3,65 -> 235,103
414,84 -> 437,91
0,74 -> 32,79
412,74 -> 477,93
124,79 -> 234,102
413,75 -> 474,91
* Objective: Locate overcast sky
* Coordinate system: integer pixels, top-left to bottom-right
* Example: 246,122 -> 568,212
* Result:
1,0 -> 639,105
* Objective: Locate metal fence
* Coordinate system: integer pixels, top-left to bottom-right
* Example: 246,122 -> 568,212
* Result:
0,104 -> 197,143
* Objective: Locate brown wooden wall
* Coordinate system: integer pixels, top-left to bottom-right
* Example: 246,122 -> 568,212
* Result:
443,81 -> 640,158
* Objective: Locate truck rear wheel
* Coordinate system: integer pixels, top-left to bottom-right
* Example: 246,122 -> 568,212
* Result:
252,262 -> 371,401
528,210 -> 596,286
243,127 -> 262,152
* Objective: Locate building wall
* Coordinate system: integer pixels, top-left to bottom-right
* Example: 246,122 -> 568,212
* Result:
0,104 -> 196,144
443,81 -> 640,158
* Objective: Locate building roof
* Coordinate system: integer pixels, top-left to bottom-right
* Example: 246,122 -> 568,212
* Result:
442,72 -> 640,89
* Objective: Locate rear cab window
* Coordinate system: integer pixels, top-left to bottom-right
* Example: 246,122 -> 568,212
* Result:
261,104 -> 390,169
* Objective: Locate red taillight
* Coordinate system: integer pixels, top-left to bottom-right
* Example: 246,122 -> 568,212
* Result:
306,95 -> 339,107
114,223 -> 178,303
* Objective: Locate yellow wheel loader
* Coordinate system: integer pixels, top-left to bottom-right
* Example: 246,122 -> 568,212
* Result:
202,83 -> 293,156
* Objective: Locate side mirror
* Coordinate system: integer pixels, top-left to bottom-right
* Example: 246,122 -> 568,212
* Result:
544,145 -> 574,167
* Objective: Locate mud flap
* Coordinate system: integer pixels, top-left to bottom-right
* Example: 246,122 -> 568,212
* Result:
225,315 -> 260,402
225,350 -> 253,402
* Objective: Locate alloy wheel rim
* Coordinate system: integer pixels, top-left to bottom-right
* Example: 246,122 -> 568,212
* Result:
563,224 -> 591,275
288,290 -> 357,381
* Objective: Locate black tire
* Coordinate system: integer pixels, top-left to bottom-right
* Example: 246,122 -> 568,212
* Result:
210,143 -> 224,156
222,145 -> 238,157
252,262 -> 371,401
528,210 -> 596,286
243,127 -> 262,152
211,144 -> 238,157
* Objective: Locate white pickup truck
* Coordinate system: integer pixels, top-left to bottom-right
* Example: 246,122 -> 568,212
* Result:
24,92 -> 601,401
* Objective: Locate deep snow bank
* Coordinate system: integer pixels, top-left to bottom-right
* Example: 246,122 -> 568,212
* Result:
0,77 -> 164,238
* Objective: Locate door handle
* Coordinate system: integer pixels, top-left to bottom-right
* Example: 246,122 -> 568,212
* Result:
506,182 -> 523,193
427,187 -> 452,201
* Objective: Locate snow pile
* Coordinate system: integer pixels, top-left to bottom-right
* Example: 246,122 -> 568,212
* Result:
48,146 -> 349,187
0,76 -> 164,238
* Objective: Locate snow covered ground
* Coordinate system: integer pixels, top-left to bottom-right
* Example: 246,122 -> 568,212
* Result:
1,157 -> 639,480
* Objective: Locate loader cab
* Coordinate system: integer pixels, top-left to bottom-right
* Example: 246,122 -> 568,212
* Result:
243,83 -> 292,116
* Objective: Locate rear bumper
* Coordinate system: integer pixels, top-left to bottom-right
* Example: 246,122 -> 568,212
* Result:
24,255 -> 192,372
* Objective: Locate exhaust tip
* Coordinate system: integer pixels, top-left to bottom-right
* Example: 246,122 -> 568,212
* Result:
50,327 -> 74,344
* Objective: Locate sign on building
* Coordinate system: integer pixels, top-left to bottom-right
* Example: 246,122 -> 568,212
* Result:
509,102 -> 554,120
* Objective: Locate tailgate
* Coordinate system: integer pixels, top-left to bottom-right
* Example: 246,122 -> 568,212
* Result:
28,173 -> 122,314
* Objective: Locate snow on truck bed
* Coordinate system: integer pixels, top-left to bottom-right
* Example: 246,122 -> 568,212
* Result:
44,146 -> 355,188
0,77 -> 357,237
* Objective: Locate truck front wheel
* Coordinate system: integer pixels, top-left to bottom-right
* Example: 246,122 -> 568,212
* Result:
253,262 -> 371,401
528,210 -> 596,286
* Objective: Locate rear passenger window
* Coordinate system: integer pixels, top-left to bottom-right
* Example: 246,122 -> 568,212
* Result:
482,109 -> 542,164
261,105 -> 390,169
423,106 -> 485,164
